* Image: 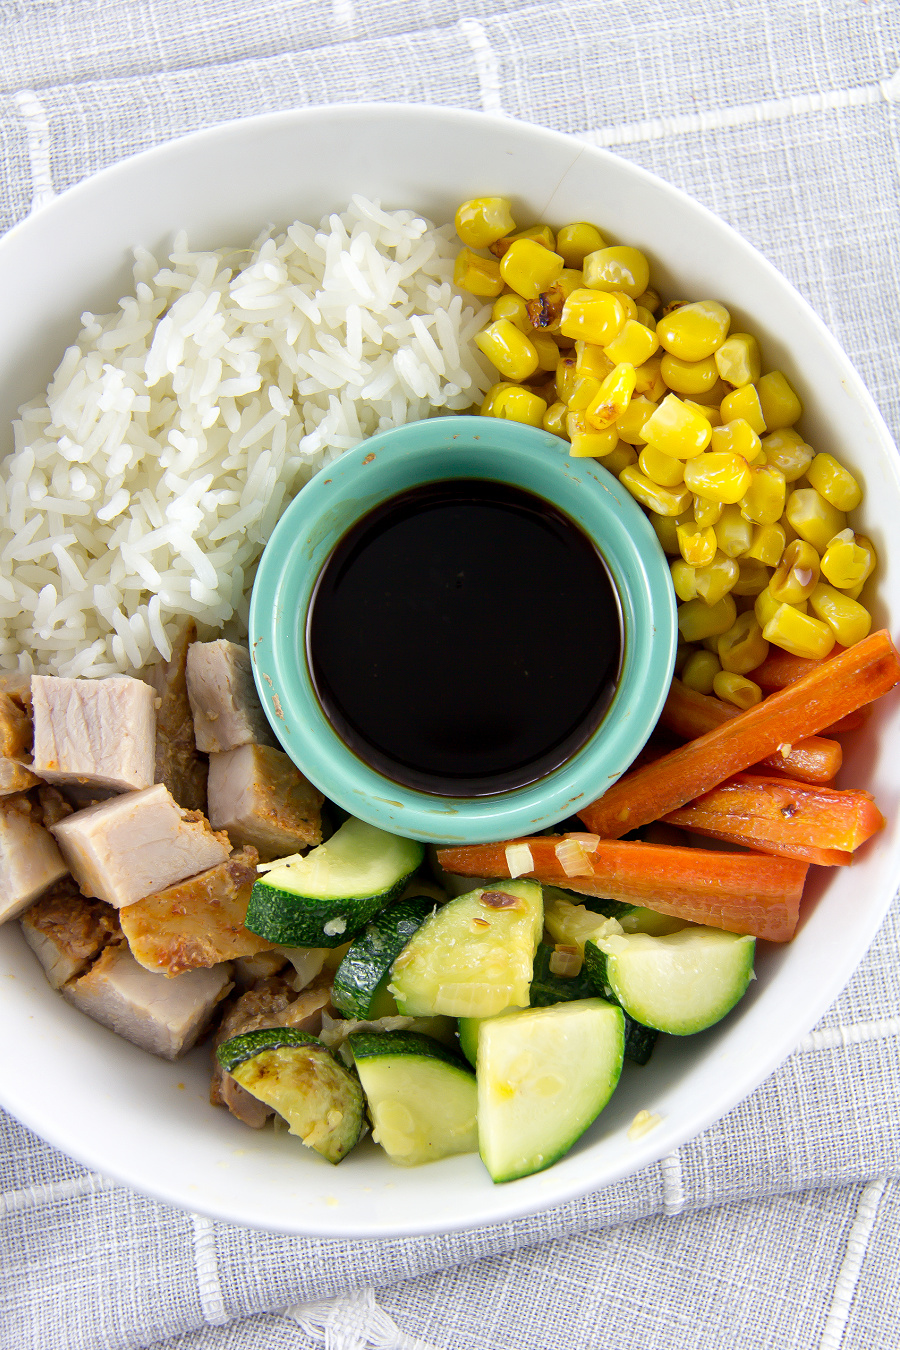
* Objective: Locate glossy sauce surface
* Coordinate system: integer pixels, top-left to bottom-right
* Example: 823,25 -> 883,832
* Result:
306,478 -> 621,796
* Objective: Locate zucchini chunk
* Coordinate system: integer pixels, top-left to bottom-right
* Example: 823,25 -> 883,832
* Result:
388,880 -> 543,1018
349,1031 -> 477,1166
332,896 -> 436,1019
216,1027 -> 363,1163
245,817 -> 424,947
477,999 -> 624,1183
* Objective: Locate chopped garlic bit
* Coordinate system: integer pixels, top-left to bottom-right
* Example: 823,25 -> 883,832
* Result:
505,842 -> 534,878
627,1109 -> 664,1141
323,916 -> 347,937
778,743 -> 792,758
554,837 -> 595,877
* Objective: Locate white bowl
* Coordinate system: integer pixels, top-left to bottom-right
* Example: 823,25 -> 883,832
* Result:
0,105 -> 898,1238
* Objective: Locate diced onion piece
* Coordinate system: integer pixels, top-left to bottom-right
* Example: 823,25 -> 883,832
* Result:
549,945 -> 583,978
553,838 -> 595,877
563,832 -> 600,850
627,1109 -> 664,1142
505,843 -> 535,878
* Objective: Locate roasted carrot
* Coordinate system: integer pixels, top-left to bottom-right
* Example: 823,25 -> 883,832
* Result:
435,836 -> 807,942
748,645 -> 847,690
577,629 -> 900,839
662,773 -> 885,866
662,679 -> 842,783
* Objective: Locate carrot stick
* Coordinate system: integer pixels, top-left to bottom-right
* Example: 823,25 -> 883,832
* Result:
748,645 -> 847,690
662,773 -> 885,866
577,629 -> 900,838
435,836 -> 807,942
662,679 -> 842,783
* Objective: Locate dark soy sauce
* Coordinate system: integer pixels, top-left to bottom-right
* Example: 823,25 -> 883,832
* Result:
306,478 -> 622,796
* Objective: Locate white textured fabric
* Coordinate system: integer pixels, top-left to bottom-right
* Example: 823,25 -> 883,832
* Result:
1,3 -> 900,1348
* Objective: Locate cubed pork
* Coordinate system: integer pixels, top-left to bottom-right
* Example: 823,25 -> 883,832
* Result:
119,846 -> 273,975
185,640 -> 275,753
207,743 -> 323,860
231,949 -> 289,989
0,793 -> 69,923
64,943 -> 231,1059
50,782 -> 231,908
0,757 -> 40,796
32,675 -> 156,792
20,876 -> 121,988
147,620 -> 208,812
0,690 -> 31,759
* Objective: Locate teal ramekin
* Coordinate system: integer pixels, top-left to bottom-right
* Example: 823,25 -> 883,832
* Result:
248,415 -> 677,844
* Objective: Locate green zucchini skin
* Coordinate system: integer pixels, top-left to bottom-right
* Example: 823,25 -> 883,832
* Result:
332,897 -> 436,1019
215,1026 -> 321,1074
582,940 -> 660,1064
529,941 -> 596,1007
348,1029 -> 468,1069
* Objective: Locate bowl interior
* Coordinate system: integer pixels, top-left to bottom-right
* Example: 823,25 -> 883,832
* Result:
0,105 -> 898,1237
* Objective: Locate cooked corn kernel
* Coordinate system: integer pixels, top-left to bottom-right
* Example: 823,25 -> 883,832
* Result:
474,319 -> 540,381
784,487 -> 847,553
714,333 -> 761,388
642,394 -> 712,459
575,342 -> 615,381
677,521 -> 717,566
710,418 -> 761,461
755,586 -> 807,629
556,222 -> 607,268
617,395 -> 659,445
713,671 -> 762,709
720,384 -> 767,435
612,291 -> 638,322
492,292 -> 532,332
757,370 -> 802,430
499,239 -> 565,300
585,362 -> 636,429
602,442 -> 639,476
453,249 -> 505,296
567,373 -> 604,412
682,649 -> 721,694
657,301 -> 731,361
486,385 -> 547,426
542,400 -> 569,438
660,352 -> 720,396
455,197 -> 516,249
526,271 -> 584,331
732,558 -> 771,596
684,451 -> 753,504
717,613 -> 768,675
820,530 -> 876,590
650,510 -> 692,554
745,522 -> 786,567
555,355 -> 578,403
619,465 -> 692,515
505,223 -> 556,251
583,245 -> 651,298
760,429 -> 813,482
566,413 -> 619,458
761,604 -> 834,660
769,538 -> 820,603
671,559 -> 698,601
531,332 -> 561,372
714,504 -> 754,558
740,465 -> 787,526
604,320 -> 659,367
684,400 -> 723,428
809,582 -> 872,646
633,353 -> 668,401
636,288 -> 661,314
480,381 -> 518,416
678,594 -> 738,642
635,306 -> 657,329
559,289 -> 627,344
693,494 -> 723,527
639,444 -> 684,487
694,551 -> 739,604
807,453 -> 862,511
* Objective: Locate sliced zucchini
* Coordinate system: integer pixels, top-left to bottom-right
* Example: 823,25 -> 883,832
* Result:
332,896 -> 436,1020
623,1016 -> 659,1066
245,817 -> 424,947
216,1027 -> 363,1163
529,939 -> 596,1007
543,890 -> 621,953
349,1031 -> 477,1166
388,880 -> 543,1018
585,925 -> 755,1035
547,887 -> 686,942
457,1006 -> 519,1067
477,999 -> 624,1183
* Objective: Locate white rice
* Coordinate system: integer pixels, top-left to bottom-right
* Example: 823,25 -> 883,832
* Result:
0,196 -> 492,677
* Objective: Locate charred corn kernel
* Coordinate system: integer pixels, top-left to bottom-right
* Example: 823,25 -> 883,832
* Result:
603,442 -> 639,476
660,352 -> 719,396
677,521 -> 717,566
617,395 -> 659,445
526,272 -> 584,331
770,538 -> 820,604
633,353 -> 668,402
740,464 -> 787,526
733,558 -> 771,596
559,289 -> 627,344
636,288 -> 660,313
820,530 -> 876,590
762,604 -> 834,660
455,197 -> 516,249
542,400 -> 569,438
635,307 -> 657,329
555,355 -> 578,403
492,292 -> 532,331
604,319 -> 659,367
757,370 -> 802,430
486,385 -> 548,426
714,333 -> 761,388
671,559 -> 698,601
682,649 -> 722,694
583,246 -> 651,298
585,362 -> 636,429
693,494 -> 723,527
711,418 -> 761,461
499,239 -> 565,300
556,222 -> 606,268
684,400 -> 723,428
720,384 -> 767,435
684,451 -> 753,505
760,429 -> 813,482
657,301 -> 731,361
755,586 -> 807,629
713,671 -> 762,709
619,465 -> 692,515
531,332 -> 560,372
575,341 -> 615,381
807,453 -> 862,511
566,412 -> 619,458
694,551 -> 740,604
567,373 -> 604,412
717,613 -> 768,675
784,488 -> 847,553
640,444 -> 685,487
651,510 -> 692,554
453,249 -> 505,296
678,594 -> 738,642
809,583 -> 871,646
746,522 -> 786,567
642,394 -> 712,459
474,319 -> 540,381
714,504 -> 754,558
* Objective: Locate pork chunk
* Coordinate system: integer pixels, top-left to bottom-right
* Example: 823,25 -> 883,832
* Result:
32,675 -> 156,792
0,793 -> 69,923
147,620 -> 208,812
64,943 -> 231,1059
207,744 -> 323,860
50,782 -> 231,908
0,757 -> 40,796
185,641 -> 275,753
119,846 -> 273,975
20,877 -> 121,988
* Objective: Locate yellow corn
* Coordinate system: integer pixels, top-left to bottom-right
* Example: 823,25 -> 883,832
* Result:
714,333 -> 761,388
504,223 -> 557,251
639,444 -> 684,488
499,239 -> 565,300
612,291 -> 638,322
717,613 -> 768,675
567,373 -> 604,412
684,400 -> 723,428
755,586 -> 807,629
635,306 -> 657,329
602,442 -> 639,476
526,271 -> 584,331
604,319 -> 659,367
714,503 -> 754,558
485,385 -> 548,427
745,522 -> 786,567
769,538 -> 820,603
693,494 -> 723,527
681,649 -> 721,694
641,394 -> 712,459
710,418 -> 761,461
566,412 -> 619,458
556,222 -> 607,268
636,288 -> 661,313
677,522 -> 717,566
694,551 -> 739,604
784,487 -> 847,553
671,559 -> 698,601
650,510 -> 692,554
480,382 -> 518,416
619,465 -> 692,515
530,332 -> 560,373
761,604 -> 835,660
491,292 -> 532,332
757,370 -> 802,430
809,582 -> 872,647
683,451 -> 753,504
455,197 -> 516,249
740,464 -> 786,526
660,352 -> 720,396
542,400 -> 569,438
474,319 -> 540,381
713,671 -> 763,709
656,301 -> 731,361
616,395 -> 659,445
633,353 -> 668,401
807,453 -> 863,511
760,429 -> 813,482
453,249 -> 505,296
559,289 -> 627,344
585,362 -> 636,429
820,530 -> 876,590
732,558 -> 771,595
677,594 -> 738,642
720,384 -> 767,435
583,245 -> 651,298
575,342 -> 615,381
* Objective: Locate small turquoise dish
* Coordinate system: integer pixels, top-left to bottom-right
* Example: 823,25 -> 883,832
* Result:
249,415 -> 677,844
